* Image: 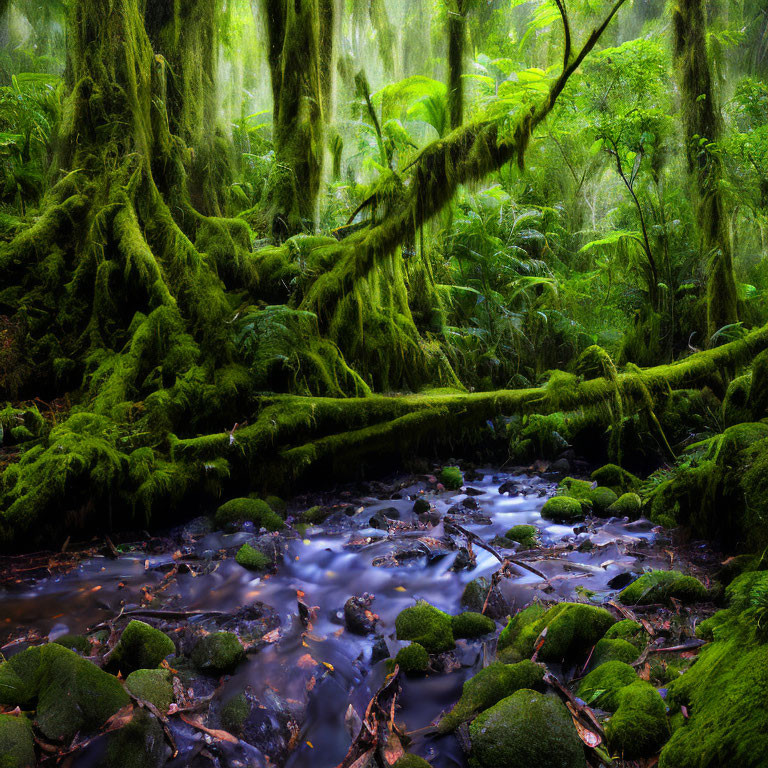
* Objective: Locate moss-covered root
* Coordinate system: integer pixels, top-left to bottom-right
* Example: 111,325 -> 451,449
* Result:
498,602 -> 615,663
605,681 -> 670,758
109,620 -> 175,673
468,689 -> 587,768
438,660 -> 545,733
618,570 -> 708,605
395,601 -> 455,654
0,713 -> 35,768
576,660 -> 638,712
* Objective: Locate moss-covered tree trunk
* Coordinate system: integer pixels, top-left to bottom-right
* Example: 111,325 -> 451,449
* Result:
673,0 -> 739,340
447,0 -> 470,130
143,0 -> 232,218
259,0 -> 325,240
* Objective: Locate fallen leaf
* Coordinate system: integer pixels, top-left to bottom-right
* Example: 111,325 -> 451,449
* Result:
179,714 -> 239,744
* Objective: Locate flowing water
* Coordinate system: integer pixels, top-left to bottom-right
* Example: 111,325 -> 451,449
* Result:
0,469 -> 678,767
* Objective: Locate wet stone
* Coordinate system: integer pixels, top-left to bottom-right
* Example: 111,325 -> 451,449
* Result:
344,595 -> 377,635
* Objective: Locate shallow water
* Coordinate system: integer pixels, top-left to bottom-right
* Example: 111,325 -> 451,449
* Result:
0,470 -> 671,767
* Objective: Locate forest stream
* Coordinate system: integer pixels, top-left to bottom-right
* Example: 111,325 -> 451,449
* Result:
0,467 -> 717,768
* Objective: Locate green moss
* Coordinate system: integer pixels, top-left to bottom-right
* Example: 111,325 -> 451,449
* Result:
235,542 -> 271,570
221,692 -> 250,734
498,603 -> 615,663
105,708 -> 168,768
110,621 -> 175,673
395,643 -> 430,674
590,486 -> 619,515
264,495 -> 287,515
468,689 -> 586,768
659,571 -> 768,767
604,619 -> 645,649
125,668 -> 174,712
438,660 -> 545,733
0,643 -> 129,742
395,601 -> 455,654
413,497 -> 431,514
591,464 -> 641,493
393,756 -> 433,768
451,612 -> 495,639
590,637 -> 640,667
606,680 -> 670,758
301,505 -> 329,524
439,466 -> 463,490
558,476 -> 594,500
576,660 -> 638,711
618,570 -> 708,605
497,604 -> 547,658
505,525 -> 538,548
214,498 -> 284,531
541,495 -> 584,521
53,634 -> 90,654
607,492 -> 642,518
191,632 -> 245,675
0,714 -> 35,768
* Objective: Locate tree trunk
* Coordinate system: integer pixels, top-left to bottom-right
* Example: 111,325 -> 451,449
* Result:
447,1 -> 470,131
259,0 -> 325,241
673,0 -> 739,340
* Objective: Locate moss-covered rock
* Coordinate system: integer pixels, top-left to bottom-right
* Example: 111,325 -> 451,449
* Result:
606,680 -> 669,758
498,602 -> 615,663
264,495 -> 286,515
0,643 -> 129,742
413,497 -> 431,514
395,643 -> 430,674
659,571 -> 768,768
603,619 -> 645,649
451,611 -> 495,639
125,668 -> 174,712
505,524 -> 538,548
214,498 -> 284,530
221,692 -> 250,734
301,505 -> 329,524
496,603 -> 546,660
558,476 -> 594,500
52,633 -> 90,654
110,620 -> 175,673
591,464 -> 640,493
541,495 -> 584,522
0,714 -> 35,768
393,755 -> 433,768
589,637 -> 639,667
106,709 -> 169,768
439,466 -> 463,490
618,570 -> 708,605
468,689 -> 586,768
576,660 -> 637,711
438,660 -> 545,732
395,601 -> 455,654
191,631 -> 245,675
235,542 -> 271,570
607,492 -> 642,518
590,486 -> 619,515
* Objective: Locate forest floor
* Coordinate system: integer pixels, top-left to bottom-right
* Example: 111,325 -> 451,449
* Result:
0,463 -> 721,768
